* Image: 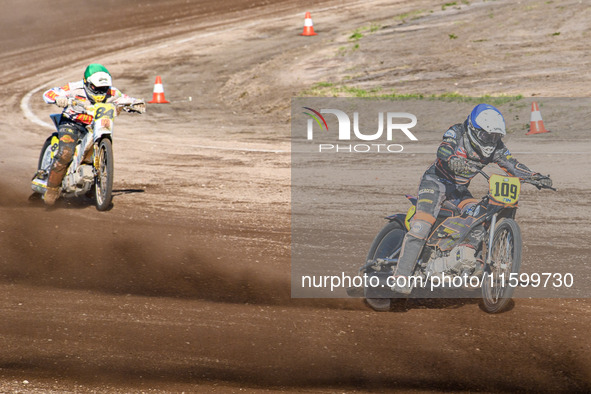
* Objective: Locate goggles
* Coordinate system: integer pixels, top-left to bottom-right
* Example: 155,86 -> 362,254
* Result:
89,83 -> 109,95
476,128 -> 501,145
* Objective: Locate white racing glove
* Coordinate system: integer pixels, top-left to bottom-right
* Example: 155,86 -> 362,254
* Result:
133,102 -> 146,113
124,101 -> 146,114
55,96 -> 69,108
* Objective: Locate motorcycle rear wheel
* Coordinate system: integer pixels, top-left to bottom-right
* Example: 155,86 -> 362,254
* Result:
95,138 -> 114,211
481,218 -> 522,313
38,133 -> 58,172
366,220 -> 406,265
364,220 -> 406,311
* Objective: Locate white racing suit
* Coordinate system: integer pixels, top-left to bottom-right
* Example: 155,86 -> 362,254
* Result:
42,81 -> 142,192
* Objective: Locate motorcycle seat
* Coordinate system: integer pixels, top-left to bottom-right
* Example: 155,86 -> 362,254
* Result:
406,195 -> 460,218
438,200 -> 461,218
50,113 -> 63,130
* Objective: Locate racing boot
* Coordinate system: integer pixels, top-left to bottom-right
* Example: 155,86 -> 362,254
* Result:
44,186 -> 60,206
44,150 -> 70,207
43,128 -> 74,207
392,222 -> 429,294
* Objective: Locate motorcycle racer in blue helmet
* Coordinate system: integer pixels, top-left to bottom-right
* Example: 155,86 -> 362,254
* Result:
388,103 -> 552,296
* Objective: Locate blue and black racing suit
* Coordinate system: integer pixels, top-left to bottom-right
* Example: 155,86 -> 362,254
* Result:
395,120 -> 540,278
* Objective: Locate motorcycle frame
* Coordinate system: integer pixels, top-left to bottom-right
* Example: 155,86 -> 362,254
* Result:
371,172 -> 519,273
51,103 -> 116,197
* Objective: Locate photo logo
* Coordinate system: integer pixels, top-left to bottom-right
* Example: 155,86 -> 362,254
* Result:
303,107 -> 328,135
303,107 -> 418,153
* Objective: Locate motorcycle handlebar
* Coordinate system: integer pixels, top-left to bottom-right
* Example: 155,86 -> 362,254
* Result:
477,169 -> 490,181
477,168 -> 556,191
68,98 -> 142,115
522,177 -> 557,191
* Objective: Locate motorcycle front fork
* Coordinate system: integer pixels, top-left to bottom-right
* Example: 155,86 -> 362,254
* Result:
485,213 -> 498,267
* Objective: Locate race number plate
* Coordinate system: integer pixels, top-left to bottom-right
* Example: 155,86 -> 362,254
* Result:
93,103 -> 116,131
489,174 -> 520,205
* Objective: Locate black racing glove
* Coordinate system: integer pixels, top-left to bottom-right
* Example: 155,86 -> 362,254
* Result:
531,173 -> 553,188
449,156 -> 472,174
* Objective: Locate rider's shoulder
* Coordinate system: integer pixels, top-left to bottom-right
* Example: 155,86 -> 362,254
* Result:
491,141 -> 511,159
442,123 -> 463,141
68,80 -> 84,90
48,81 -> 81,93
108,86 -> 124,97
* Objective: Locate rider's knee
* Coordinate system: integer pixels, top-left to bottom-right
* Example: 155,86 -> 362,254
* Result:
55,146 -> 74,164
408,213 -> 435,240
458,198 -> 479,214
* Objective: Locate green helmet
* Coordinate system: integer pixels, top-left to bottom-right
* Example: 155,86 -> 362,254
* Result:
83,63 -> 112,103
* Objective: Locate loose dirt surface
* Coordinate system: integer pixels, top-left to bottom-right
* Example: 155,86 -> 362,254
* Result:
1,0 -> 590,392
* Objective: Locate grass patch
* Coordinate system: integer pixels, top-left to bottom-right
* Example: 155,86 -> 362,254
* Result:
394,9 -> 428,23
442,2 -> 457,10
349,29 -> 364,42
430,92 -> 523,105
348,22 -> 382,42
369,22 -> 381,33
339,22 -> 383,55
299,83 -> 523,105
337,44 -> 359,56
300,83 -> 381,97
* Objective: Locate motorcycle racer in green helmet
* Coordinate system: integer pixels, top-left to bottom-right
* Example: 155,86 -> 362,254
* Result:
42,63 -> 146,206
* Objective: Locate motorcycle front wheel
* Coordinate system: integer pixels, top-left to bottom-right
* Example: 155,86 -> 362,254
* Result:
481,218 -> 522,313
95,138 -> 114,211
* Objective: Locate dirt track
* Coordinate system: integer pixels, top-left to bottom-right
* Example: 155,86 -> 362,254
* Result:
1,0 -> 590,392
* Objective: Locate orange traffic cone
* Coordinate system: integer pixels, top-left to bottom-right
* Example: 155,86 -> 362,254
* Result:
148,76 -> 170,104
526,101 -> 550,135
301,12 -> 318,36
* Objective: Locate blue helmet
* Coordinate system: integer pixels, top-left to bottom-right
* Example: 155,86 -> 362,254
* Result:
466,104 -> 506,158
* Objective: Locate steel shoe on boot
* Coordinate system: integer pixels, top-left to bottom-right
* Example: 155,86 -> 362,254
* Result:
391,274 -> 413,295
44,186 -> 60,206
365,298 -> 391,311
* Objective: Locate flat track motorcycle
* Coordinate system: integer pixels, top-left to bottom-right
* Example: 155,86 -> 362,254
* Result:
355,171 -> 555,313
31,99 -> 143,210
